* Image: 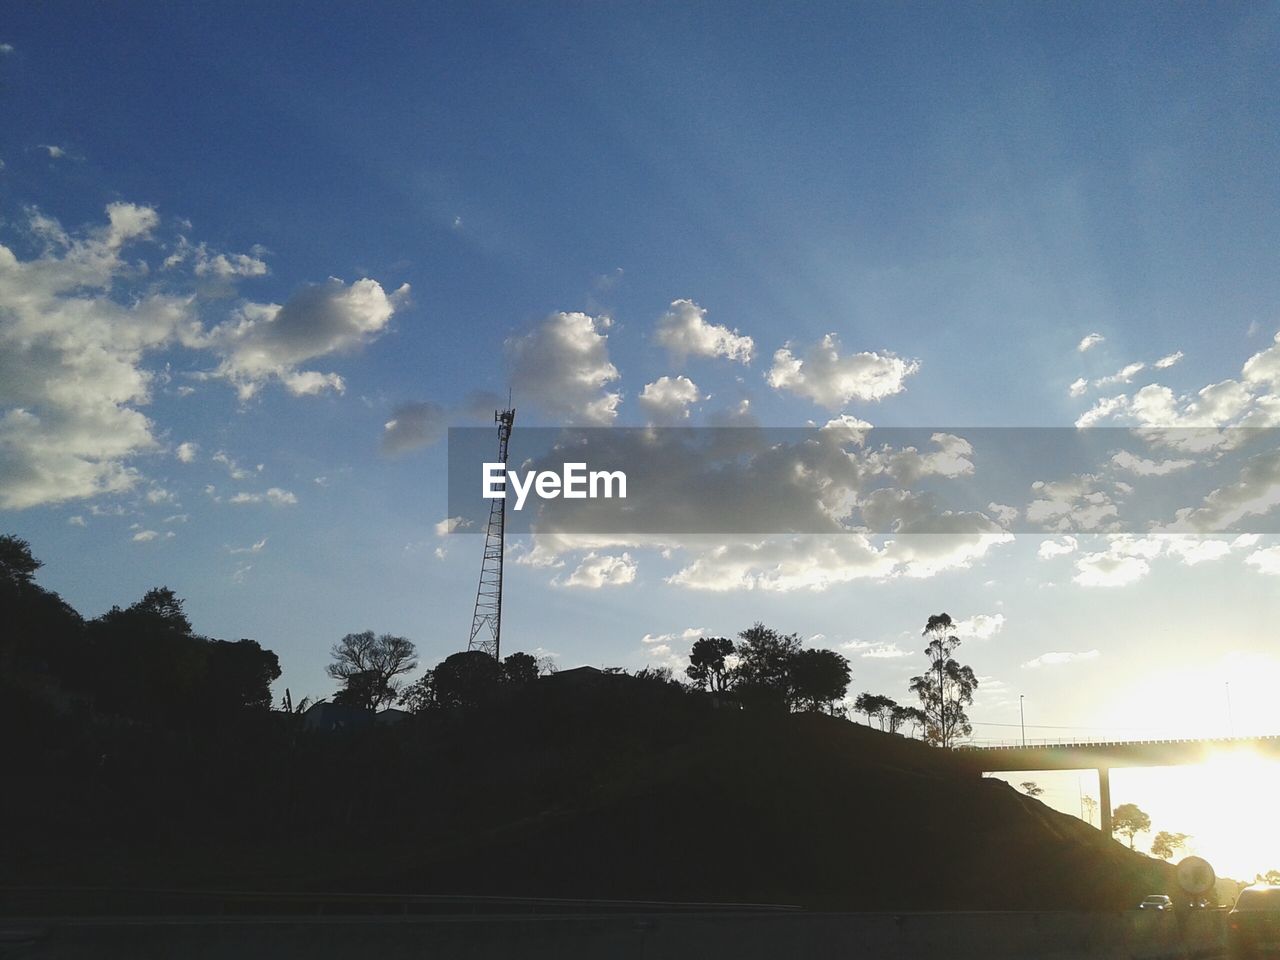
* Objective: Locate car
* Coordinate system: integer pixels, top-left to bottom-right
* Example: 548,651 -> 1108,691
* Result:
1139,894 -> 1173,911
1228,884 -> 1280,959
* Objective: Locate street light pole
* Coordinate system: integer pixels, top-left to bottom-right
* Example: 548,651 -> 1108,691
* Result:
1020,695 -> 1026,747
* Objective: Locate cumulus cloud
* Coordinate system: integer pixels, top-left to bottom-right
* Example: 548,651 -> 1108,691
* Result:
200,277 -> 409,400
1073,332 -> 1280,443
1023,650 -> 1100,668
1110,450 -> 1194,476
506,311 -> 620,424
1071,534 -> 1233,586
953,613 -> 1006,640
1242,331 -> 1280,390
1245,546 -> 1280,576
0,203 -> 193,509
1155,351 -> 1184,369
39,144 -> 67,159
767,334 -> 919,408
1069,377 -> 1089,398
638,376 -> 702,422
227,487 -> 297,506
841,639 -> 911,659
1037,536 -> 1079,560
1156,450 -> 1280,532
556,552 -> 637,588
665,528 -> 1011,592
1026,475 -> 1119,532
1094,361 -> 1146,389
1078,333 -> 1105,352
0,203 -> 406,510
434,516 -> 472,536
654,299 -> 754,364
174,442 -> 199,463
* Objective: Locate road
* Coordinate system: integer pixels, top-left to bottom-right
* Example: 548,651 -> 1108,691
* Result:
0,910 -> 1230,959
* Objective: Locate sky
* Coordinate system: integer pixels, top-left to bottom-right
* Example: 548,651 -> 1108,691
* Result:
2,2 -> 1279,874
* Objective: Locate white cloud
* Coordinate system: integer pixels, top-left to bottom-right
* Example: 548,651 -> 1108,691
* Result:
131,529 -> 173,543
1245,546 -> 1280,576
1094,361 -> 1146,389
638,375 -> 702,422
841,639 -> 911,659
0,203 -> 404,510
0,203 -> 191,509
506,311 -> 621,424
987,502 -> 1020,525
174,441 -> 199,463
557,552 -> 637,588
212,450 -> 255,480
39,144 -> 67,159
1157,451 -> 1280,532
228,487 -> 297,506
1023,650 -> 1100,668
1155,351 -> 1184,369
1068,377 -> 1088,398
1109,450 -> 1194,476
767,334 -> 919,408
1070,534 -> 1232,586
1078,333 -> 1105,352
229,537 -> 268,554
1037,536 -> 1079,560
666,529 -> 1010,592
1026,475 -> 1119,532
68,515 -> 86,527
654,299 -> 753,364
434,516 -> 472,536
200,277 -> 409,400
953,613 -> 1006,640
0,43 -> 14,55
1242,330 -> 1280,390
1073,550 -> 1150,587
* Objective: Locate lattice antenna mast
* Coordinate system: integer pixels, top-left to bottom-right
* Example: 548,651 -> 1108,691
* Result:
467,406 -> 515,659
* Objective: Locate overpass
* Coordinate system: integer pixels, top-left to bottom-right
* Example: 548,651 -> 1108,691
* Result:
956,735 -> 1280,836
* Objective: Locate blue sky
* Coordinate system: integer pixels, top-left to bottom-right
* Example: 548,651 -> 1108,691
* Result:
3,0 -> 1280,815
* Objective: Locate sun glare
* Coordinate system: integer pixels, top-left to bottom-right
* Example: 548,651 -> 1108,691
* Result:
1113,748 -> 1280,882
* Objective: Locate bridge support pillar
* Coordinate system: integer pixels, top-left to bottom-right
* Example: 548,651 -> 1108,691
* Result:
1098,767 -> 1112,837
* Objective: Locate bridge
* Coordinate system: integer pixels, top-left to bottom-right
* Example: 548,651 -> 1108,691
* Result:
956,735 -> 1280,836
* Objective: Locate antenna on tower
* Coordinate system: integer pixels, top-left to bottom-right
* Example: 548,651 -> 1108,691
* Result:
467,404 -> 515,659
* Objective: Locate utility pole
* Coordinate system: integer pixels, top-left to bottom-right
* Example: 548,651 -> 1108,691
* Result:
1020,695 -> 1026,747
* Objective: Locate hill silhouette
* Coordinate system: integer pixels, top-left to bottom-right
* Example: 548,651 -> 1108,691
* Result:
0,533 -> 1175,912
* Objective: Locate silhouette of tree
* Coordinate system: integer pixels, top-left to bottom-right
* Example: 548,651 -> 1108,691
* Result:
908,613 -> 978,747
1113,803 -> 1152,849
85,588 -> 207,723
130,586 -> 192,634
502,651 -> 539,686
1150,831 -> 1189,860
1081,795 -> 1099,826
686,636 -> 735,692
205,638 -> 280,710
789,648 -> 851,713
431,650 -> 501,709
327,631 -> 417,711
854,692 -> 900,730
731,623 -> 802,710
1020,781 -> 1045,797
0,534 -> 41,587
854,692 -> 880,726
890,704 -> 926,736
